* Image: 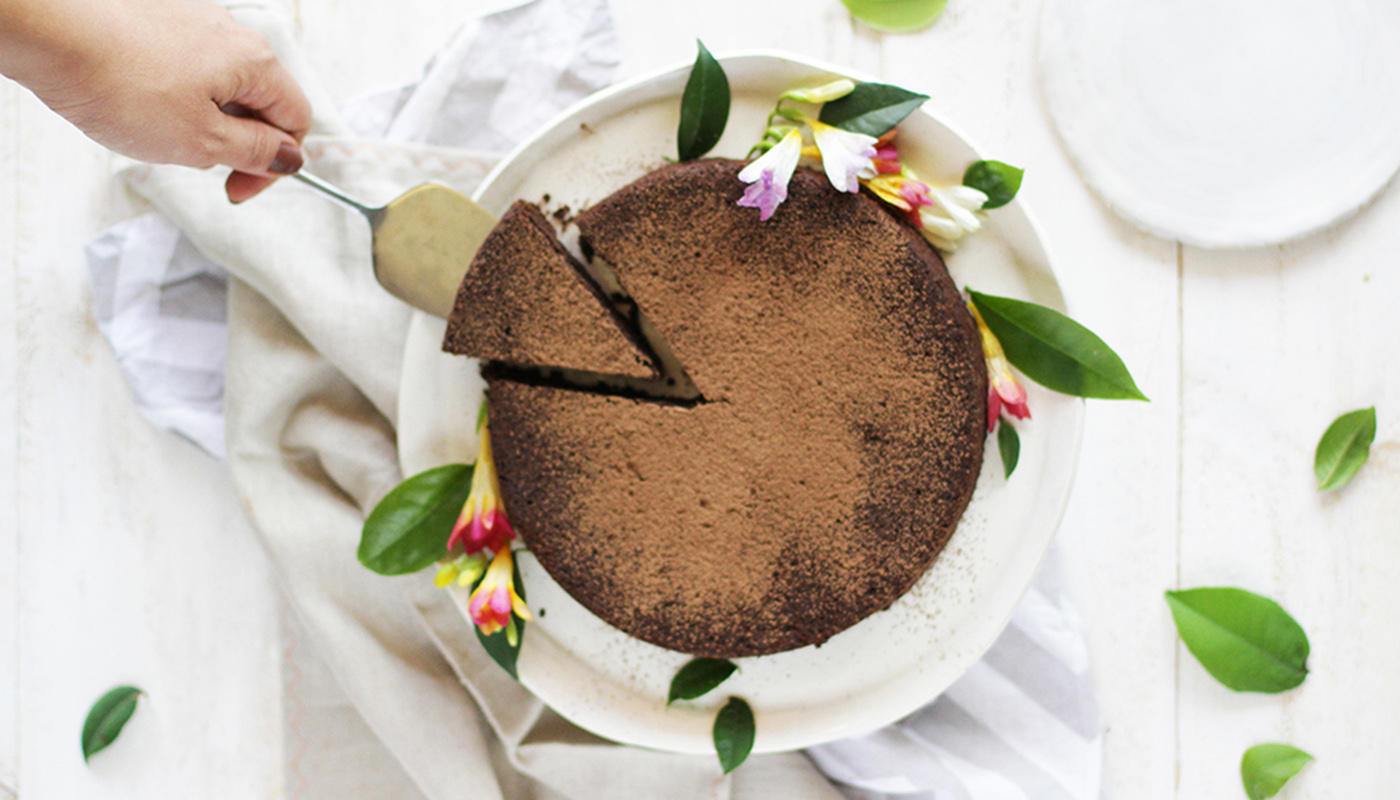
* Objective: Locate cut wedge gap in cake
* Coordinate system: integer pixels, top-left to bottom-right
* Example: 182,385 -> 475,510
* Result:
578,252 -> 704,403
443,199 -> 705,406
480,361 -> 703,407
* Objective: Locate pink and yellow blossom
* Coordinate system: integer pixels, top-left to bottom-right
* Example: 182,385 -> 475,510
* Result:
448,426 -> 514,555
872,130 -> 902,174
970,302 -> 1030,431
859,134 -> 988,251
469,547 -> 532,643
866,171 -> 935,223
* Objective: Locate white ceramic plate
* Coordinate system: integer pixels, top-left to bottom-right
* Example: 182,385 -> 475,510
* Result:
1040,0 -> 1400,248
397,52 -> 1083,754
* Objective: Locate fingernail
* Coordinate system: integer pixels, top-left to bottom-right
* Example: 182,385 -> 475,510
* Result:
269,142 -> 303,175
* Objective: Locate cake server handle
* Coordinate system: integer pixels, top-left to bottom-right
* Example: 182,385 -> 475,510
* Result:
291,171 -> 380,219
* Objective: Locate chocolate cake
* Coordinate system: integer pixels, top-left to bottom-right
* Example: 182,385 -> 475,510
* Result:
443,200 -> 656,379
447,159 -> 987,658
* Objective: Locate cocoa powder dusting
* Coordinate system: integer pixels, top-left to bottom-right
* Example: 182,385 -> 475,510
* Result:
442,201 -> 654,378
487,160 -> 987,658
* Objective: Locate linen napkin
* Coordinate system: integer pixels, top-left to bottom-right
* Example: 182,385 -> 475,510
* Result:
87,1 -> 1104,798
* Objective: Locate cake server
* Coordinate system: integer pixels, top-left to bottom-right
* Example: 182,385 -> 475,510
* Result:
291,171 -> 497,318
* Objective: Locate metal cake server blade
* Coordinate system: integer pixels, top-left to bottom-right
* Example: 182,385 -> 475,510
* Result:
292,172 -> 497,319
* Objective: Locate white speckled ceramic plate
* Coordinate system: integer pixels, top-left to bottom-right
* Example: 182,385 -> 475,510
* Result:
397,52 -> 1083,754
1040,0 -> 1400,247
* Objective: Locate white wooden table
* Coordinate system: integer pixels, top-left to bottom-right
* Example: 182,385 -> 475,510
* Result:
3,0 -> 1397,797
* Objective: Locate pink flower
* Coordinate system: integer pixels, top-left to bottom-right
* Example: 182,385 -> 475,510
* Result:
872,131 -> 902,174
970,302 -> 1030,431
448,426 -> 515,555
469,547 -> 531,642
738,128 -> 803,221
866,172 -> 936,225
858,136 -> 988,251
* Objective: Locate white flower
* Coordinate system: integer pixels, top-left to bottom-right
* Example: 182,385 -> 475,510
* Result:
809,120 -> 878,193
737,128 -> 804,220
918,185 -> 988,251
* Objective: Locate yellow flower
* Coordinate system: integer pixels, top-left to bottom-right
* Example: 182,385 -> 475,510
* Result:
448,426 -> 514,555
468,547 -> 531,643
434,552 -> 488,588
866,171 -> 935,217
970,302 -> 1030,431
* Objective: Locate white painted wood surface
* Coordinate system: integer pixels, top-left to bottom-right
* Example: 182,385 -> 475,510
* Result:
2,0 -> 1396,797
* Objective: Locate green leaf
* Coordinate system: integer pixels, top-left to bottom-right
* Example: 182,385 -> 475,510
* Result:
668,658 -> 738,705
359,464 -> 473,575
969,291 -> 1147,401
818,82 -> 929,137
1165,588 -> 1309,693
82,685 -> 142,762
677,41 -> 730,161
963,160 -> 1024,209
997,421 -> 1020,479
841,0 -> 948,32
473,556 -> 527,679
475,624 -> 521,679
712,697 -> 755,774
1242,744 -> 1313,800
1314,406 -> 1376,490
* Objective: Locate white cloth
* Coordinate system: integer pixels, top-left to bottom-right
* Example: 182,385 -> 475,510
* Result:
86,2 -> 1104,798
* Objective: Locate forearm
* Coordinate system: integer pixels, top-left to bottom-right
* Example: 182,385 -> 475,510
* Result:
0,0 -> 311,200
0,0 -> 111,94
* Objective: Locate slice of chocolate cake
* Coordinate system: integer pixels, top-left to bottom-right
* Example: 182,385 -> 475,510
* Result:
472,160 -> 989,658
443,200 -> 657,379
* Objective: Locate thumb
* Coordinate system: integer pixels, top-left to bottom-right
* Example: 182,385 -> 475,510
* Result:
209,112 -> 303,176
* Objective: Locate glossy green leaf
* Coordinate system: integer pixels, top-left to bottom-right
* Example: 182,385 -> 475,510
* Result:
1242,743 -> 1313,800
668,658 -> 738,705
818,82 -> 928,137
841,0 -> 948,32
963,160 -> 1024,209
677,41 -> 730,161
969,291 -> 1147,401
1165,588 -> 1309,693
82,685 -> 142,762
997,421 -> 1020,479
474,556 -> 527,679
474,622 -> 521,679
713,697 -> 755,774
359,464 -> 473,575
1314,406 -> 1376,490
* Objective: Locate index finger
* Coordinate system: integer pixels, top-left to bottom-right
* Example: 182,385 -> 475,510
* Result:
227,54 -> 313,142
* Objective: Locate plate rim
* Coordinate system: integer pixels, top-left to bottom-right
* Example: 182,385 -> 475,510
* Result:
398,50 -> 1086,753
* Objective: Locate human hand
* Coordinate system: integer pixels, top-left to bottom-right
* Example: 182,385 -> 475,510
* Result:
0,0 -> 313,202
